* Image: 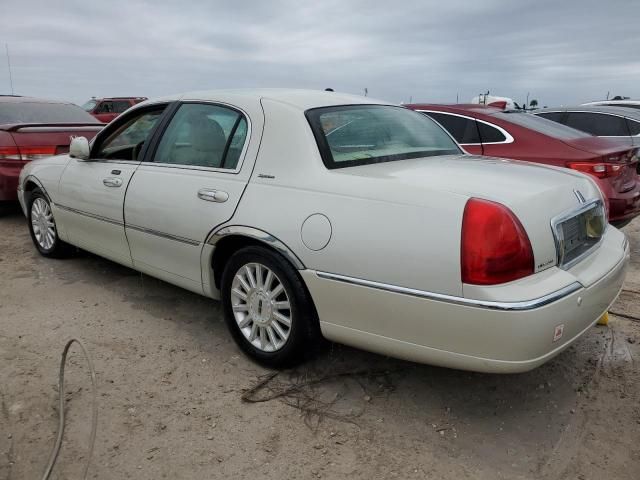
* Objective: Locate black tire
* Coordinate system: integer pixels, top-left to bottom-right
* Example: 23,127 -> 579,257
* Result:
221,245 -> 320,368
27,188 -> 73,258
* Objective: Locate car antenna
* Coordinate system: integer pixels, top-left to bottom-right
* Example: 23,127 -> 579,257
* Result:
5,43 -> 14,95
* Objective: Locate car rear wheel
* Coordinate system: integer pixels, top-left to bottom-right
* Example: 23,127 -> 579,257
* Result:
221,245 -> 320,368
28,188 -> 72,257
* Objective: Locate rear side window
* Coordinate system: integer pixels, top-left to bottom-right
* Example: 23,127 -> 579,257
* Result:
536,111 -> 565,123
477,122 -> 507,143
153,103 -> 248,169
627,119 -> 640,136
0,102 -> 99,124
565,112 -> 628,136
423,112 -> 480,144
306,105 -> 461,169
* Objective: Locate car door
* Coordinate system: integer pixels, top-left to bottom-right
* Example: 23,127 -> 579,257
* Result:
55,104 -> 169,266
421,111 -> 484,154
123,101 -> 259,294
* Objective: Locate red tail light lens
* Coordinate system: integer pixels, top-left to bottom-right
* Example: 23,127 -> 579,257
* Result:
567,162 -> 624,179
461,198 -> 534,285
0,146 -> 56,161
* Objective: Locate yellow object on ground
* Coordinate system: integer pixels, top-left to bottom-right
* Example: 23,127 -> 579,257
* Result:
597,312 -> 609,326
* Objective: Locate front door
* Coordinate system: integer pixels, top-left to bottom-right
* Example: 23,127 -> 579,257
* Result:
124,101 -> 259,293
56,105 -> 168,266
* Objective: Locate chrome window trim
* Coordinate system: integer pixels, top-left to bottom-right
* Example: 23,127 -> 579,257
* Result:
315,271 -> 582,311
142,100 -> 253,175
550,199 -> 606,270
417,109 -> 515,146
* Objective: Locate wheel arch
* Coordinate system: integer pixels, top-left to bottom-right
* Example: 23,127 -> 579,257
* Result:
208,226 -> 305,290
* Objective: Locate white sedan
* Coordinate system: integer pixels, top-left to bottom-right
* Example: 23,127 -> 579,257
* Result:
17,89 -> 629,373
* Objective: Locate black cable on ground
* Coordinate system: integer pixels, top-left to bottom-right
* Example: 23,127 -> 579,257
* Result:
41,338 -> 98,480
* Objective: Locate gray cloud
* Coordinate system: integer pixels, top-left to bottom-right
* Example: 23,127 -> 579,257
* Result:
2,0 -> 639,106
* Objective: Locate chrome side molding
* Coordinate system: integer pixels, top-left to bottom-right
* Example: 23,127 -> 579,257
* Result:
316,271 -> 583,311
207,225 -> 305,270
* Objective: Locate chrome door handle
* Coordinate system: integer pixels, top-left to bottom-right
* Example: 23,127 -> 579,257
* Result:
198,188 -> 229,203
103,177 -> 123,187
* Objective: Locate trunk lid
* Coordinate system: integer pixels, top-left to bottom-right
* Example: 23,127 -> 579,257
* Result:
0,123 -> 103,158
335,154 -> 603,273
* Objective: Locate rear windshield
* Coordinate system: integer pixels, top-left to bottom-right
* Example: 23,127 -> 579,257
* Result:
306,105 -> 461,169
0,102 -> 99,124
494,111 -> 589,140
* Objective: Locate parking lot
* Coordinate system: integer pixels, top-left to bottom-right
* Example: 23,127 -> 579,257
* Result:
0,205 -> 637,479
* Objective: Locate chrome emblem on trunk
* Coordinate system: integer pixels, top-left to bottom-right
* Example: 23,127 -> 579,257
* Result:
573,189 -> 586,204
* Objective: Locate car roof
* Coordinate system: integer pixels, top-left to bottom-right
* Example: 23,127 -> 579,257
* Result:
148,88 -> 390,111
582,100 -> 640,106
95,97 -> 147,101
537,105 -> 640,119
0,95 -> 75,105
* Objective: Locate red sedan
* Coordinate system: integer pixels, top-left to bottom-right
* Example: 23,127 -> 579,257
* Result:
0,95 -> 103,209
405,103 -> 640,226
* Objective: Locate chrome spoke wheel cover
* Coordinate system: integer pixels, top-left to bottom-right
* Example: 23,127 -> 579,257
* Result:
231,262 -> 292,352
31,198 -> 56,250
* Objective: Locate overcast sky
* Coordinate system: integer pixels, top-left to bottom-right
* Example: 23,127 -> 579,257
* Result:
1,0 -> 639,107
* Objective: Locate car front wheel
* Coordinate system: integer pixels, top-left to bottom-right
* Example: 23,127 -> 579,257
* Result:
221,245 -> 320,368
28,188 -> 71,257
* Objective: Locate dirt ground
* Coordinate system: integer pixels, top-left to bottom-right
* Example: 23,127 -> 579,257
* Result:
1,206 -> 639,480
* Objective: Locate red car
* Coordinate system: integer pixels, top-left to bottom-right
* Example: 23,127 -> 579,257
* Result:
82,97 -> 147,123
0,95 -> 103,208
405,103 -> 640,226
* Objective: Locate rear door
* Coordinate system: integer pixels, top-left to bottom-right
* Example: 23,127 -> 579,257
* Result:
56,104 -> 168,265
420,111 -> 484,154
123,101 -> 260,293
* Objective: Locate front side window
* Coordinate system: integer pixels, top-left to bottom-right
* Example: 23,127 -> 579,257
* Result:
423,112 -> 480,144
565,112 -> 628,136
94,107 -> 165,160
152,103 -> 248,169
306,105 -> 461,169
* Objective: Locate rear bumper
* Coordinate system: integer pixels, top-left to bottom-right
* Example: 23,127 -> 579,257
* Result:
302,229 -> 629,373
0,160 -> 24,201
598,177 -> 640,223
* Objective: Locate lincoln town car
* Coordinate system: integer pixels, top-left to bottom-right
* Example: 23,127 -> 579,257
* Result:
17,89 -> 629,372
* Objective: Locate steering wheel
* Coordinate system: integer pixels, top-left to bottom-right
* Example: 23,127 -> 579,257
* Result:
132,141 -> 145,161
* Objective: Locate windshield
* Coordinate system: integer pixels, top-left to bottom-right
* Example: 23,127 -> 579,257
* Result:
82,100 -> 98,111
494,111 -> 589,140
0,102 -> 100,124
306,105 -> 461,169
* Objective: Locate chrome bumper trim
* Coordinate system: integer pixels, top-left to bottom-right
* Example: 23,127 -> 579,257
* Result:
315,271 -> 583,311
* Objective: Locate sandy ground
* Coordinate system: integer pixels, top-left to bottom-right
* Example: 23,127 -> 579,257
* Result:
1,205 -> 639,480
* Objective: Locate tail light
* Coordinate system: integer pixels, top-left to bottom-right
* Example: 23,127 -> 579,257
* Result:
0,146 -> 56,161
461,198 -> 534,285
567,162 -> 624,179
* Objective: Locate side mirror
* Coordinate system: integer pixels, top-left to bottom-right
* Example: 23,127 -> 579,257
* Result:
69,136 -> 90,160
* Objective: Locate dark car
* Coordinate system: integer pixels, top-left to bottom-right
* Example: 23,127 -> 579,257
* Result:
534,106 -> 640,147
82,97 -> 147,123
404,103 -> 640,226
0,95 -> 103,209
